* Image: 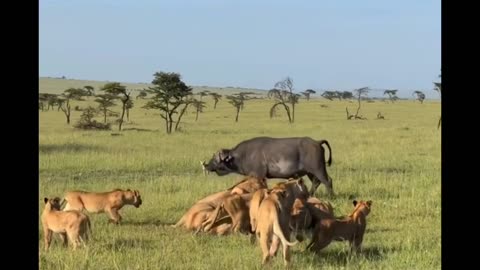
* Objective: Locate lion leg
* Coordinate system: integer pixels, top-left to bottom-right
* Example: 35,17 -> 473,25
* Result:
269,235 -> 280,257
67,231 -> 80,250
59,233 -> 68,247
260,231 -> 272,265
351,235 -> 363,253
282,242 -> 292,267
106,208 -> 122,224
43,228 -> 52,251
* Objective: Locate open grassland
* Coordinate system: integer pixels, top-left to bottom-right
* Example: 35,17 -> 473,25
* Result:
39,86 -> 440,269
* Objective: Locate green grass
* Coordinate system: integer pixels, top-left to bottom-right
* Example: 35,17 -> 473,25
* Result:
39,90 -> 440,269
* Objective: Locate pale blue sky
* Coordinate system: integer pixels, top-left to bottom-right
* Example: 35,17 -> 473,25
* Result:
39,0 -> 441,98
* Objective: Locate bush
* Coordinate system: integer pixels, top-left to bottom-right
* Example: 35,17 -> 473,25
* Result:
74,107 -> 110,130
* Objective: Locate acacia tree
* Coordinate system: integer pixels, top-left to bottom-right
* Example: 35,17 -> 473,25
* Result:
346,87 -> 369,120
341,91 -> 353,100
191,99 -> 206,121
136,90 -> 148,100
412,91 -> 426,104
275,77 -> 299,122
59,88 -> 88,124
84,86 -> 95,96
209,92 -> 222,109
125,99 -> 134,121
321,91 -> 340,101
301,89 -> 316,101
94,94 -> 117,123
100,82 -> 131,131
226,95 -> 243,122
143,72 -> 193,134
197,90 -> 210,101
384,89 -> 399,103
268,89 -> 292,122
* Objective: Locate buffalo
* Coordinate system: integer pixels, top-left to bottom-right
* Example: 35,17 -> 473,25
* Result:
205,137 -> 333,196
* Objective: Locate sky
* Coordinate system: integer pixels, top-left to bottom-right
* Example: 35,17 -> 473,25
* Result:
39,0 -> 441,98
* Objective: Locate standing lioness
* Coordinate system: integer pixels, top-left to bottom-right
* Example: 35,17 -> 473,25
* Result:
62,189 -> 142,224
41,197 -> 91,251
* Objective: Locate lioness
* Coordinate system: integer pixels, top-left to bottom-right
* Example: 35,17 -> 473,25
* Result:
174,176 -> 265,232
203,193 -> 253,234
41,197 -> 91,251
255,178 -> 309,266
291,197 -> 334,242
307,200 -> 372,254
62,189 -> 142,224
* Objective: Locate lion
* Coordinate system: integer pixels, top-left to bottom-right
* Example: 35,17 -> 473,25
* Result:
227,176 -> 268,195
62,188 -> 142,224
290,197 -> 335,242
307,200 -> 372,254
202,193 -> 253,234
249,188 -> 270,236
174,176 -> 265,232
255,178 -> 309,266
41,197 -> 92,251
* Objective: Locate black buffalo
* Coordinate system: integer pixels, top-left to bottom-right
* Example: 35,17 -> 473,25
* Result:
205,136 -> 333,196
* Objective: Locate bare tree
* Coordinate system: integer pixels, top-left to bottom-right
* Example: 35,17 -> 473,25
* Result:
434,77 -> 441,129
346,87 -> 369,120
268,89 -> 292,122
273,77 -> 299,122
226,95 -> 243,122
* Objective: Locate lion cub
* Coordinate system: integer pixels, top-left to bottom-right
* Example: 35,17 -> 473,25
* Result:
41,197 -> 91,251
62,189 -> 142,224
307,200 -> 372,253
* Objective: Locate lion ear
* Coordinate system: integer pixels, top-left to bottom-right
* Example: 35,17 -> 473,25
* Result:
352,200 -> 358,206
44,197 -> 49,204
366,200 -> 372,207
134,190 -> 140,196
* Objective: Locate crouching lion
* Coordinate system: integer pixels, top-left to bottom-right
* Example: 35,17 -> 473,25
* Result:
307,200 -> 372,254
255,178 -> 309,267
62,188 -> 142,224
41,197 -> 92,251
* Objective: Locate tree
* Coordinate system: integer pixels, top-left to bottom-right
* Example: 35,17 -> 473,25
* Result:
84,86 -> 95,96
383,89 -> 399,103
268,89 -> 292,122
321,91 -> 337,101
94,94 -> 117,123
197,90 -> 210,101
39,93 -> 55,111
226,95 -> 243,122
143,72 -> 193,134
346,87 -> 369,120
136,90 -> 148,100
191,99 -> 206,121
274,77 -> 299,122
100,82 -> 130,131
412,91 -> 426,104
125,99 -> 134,121
341,91 -> 353,100
209,92 -> 222,109
59,88 -> 88,124
301,89 -> 316,101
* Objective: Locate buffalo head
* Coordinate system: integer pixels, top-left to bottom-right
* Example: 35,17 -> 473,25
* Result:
205,149 -> 236,176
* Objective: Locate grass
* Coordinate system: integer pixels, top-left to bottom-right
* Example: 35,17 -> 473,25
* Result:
39,83 -> 440,269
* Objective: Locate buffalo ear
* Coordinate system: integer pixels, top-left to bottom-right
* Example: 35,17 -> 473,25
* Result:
353,200 -> 358,207
44,197 -> 49,204
224,155 -> 233,163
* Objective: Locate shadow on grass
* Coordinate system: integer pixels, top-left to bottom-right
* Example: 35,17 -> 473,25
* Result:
122,219 -> 176,227
122,128 -> 155,132
302,245 -> 396,266
105,238 -> 155,251
39,143 -> 104,153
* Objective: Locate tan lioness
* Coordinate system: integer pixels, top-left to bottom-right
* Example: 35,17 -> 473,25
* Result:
249,188 -> 270,235
227,176 -> 268,195
307,200 -> 372,253
62,189 -> 142,224
255,178 -> 309,266
290,197 -> 334,242
203,193 -> 253,234
174,176 -> 265,232
41,197 -> 91,251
